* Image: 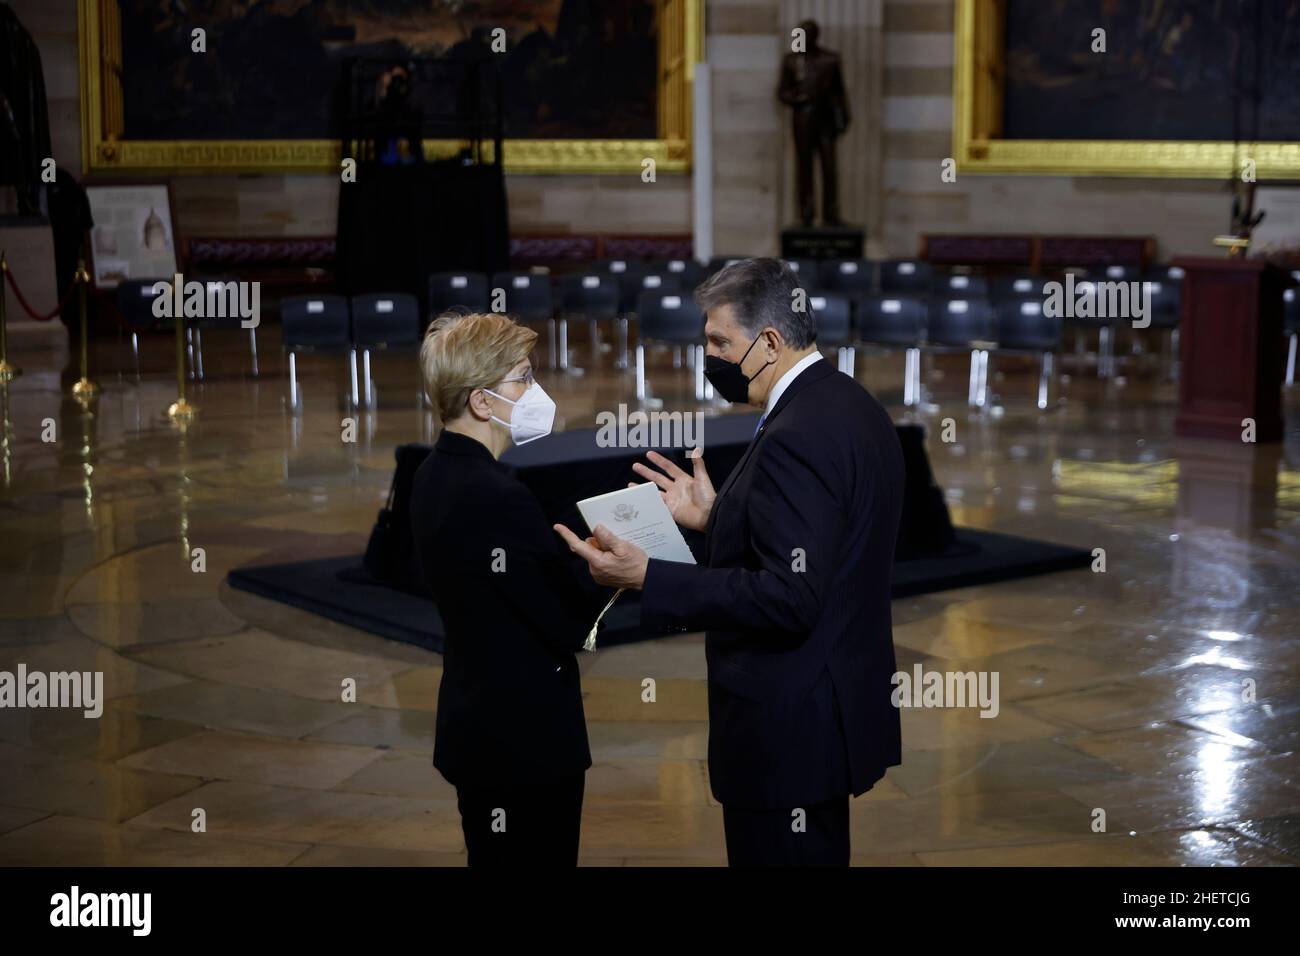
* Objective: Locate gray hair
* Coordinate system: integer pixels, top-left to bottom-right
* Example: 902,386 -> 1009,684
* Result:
694,257 -> 817,349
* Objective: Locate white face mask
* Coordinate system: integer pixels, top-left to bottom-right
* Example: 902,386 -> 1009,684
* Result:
482,381 -> 556,445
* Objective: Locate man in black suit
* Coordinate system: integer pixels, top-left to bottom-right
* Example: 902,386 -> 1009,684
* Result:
556,258 -> 905,866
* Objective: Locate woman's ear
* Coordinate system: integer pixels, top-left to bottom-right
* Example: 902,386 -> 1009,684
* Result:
465,387 -> 492,422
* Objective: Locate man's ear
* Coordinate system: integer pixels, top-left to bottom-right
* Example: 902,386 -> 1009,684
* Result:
762,327 -> 785,359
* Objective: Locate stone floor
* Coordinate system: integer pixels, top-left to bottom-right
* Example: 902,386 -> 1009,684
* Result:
0,326 -> 1297,866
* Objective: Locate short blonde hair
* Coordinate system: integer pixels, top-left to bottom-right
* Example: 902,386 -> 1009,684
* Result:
419,310 -> 538,424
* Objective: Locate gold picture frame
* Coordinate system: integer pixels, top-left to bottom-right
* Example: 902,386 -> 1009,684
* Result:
953,0 -> 1300,179
79,0 -> 702,176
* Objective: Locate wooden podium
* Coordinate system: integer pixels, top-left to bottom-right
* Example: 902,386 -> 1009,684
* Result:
1172,256 -> 1290,443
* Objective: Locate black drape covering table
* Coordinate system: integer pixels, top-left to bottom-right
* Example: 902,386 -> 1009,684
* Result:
335,158 -> 509,308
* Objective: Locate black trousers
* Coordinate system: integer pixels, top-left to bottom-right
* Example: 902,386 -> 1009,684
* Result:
722,795 -> 850,866
455,772 -> 585,867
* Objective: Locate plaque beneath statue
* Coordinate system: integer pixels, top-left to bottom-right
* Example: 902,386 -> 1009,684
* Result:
778,19 -> 861,259
781,224 -> 864,261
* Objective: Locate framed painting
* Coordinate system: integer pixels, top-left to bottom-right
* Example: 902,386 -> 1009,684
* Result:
953,0 -> 1300,178
78,0 -> 702,175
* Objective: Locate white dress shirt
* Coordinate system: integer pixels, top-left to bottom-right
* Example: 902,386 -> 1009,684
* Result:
763,350 -> 823,419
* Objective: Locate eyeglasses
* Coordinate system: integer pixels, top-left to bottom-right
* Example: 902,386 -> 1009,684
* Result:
496,368 -> 535,389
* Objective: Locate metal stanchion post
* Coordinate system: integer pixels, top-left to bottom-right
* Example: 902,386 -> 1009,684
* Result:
70,259 -> 99,403
167,284 -> 197,423
0,252 -> 20,383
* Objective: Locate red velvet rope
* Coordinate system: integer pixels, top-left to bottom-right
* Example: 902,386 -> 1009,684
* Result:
1,264 -> 81,322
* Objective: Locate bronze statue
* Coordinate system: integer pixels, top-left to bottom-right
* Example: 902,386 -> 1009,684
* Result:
778,19 -> 849,227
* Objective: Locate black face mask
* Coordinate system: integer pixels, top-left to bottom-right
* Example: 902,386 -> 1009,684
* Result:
703,332 -> 774,404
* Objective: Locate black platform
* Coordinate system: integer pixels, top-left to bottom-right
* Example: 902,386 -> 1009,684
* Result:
228,411 -> 1090,653
227,528 -> 1092,655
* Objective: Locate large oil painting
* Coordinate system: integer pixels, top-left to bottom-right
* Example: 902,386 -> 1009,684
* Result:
952,0 -> 1300,178
79,0 -> 701,173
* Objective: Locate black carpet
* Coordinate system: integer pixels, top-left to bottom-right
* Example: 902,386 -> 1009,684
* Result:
227,529 -> 1092,655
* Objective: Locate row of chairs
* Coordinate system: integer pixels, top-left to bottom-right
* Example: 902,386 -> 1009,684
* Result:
431,261 -> 1187,305
116,277 -> 265,382
117,280 -> 423,406
539,256 -> 1180,292
116,265 -> 1299,412
633,290 -> 1066,409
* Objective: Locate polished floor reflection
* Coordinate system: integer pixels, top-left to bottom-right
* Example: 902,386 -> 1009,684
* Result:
1,329 -> 1298,866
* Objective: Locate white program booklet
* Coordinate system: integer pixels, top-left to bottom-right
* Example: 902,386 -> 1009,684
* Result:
576,482 -> 697,564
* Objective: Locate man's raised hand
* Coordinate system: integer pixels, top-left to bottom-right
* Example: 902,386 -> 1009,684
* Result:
631,448 -> 715,532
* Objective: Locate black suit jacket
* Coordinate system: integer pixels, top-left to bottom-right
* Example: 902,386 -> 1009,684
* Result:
641,359 -> 904,809
410,429 -> 611,789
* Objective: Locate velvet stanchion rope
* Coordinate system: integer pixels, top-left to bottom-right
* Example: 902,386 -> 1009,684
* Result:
1,263 -> 81,322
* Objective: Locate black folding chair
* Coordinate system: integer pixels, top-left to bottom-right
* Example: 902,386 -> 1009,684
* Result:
931,272 -> 990,300
807,292 -> 854,375
186,276 -> 261,381
993,297 -> 1062,410
652,257 -> 707,292
879,259 -> 933,294
621,272 -> 684,372
990,274 -> 1052,304
351,293 -> 421,408
558,272 -> 622,370
853,294 -> 927,406
595,258 -> 646,281
1088,263 -> 1141,283
635,291 -> 709,401
280,294 -> 353,412
820,258 -> 876,295
489,270 -> 556,367
782,259 -> 823,290
115,278 -> 171,383
428,271 -> 489,318
925,296 -> 996,407
1139,271 -> 1184,380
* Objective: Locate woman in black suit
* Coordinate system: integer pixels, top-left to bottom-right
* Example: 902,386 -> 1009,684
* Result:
409,311 -> 611,866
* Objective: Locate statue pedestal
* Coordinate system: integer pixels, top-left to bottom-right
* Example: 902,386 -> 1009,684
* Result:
781,225 -> 864,261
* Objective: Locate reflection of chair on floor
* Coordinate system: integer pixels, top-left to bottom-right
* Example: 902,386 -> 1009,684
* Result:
351,293 -> 421,409
281,294 -> 353,412
635,290 -> 710,402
